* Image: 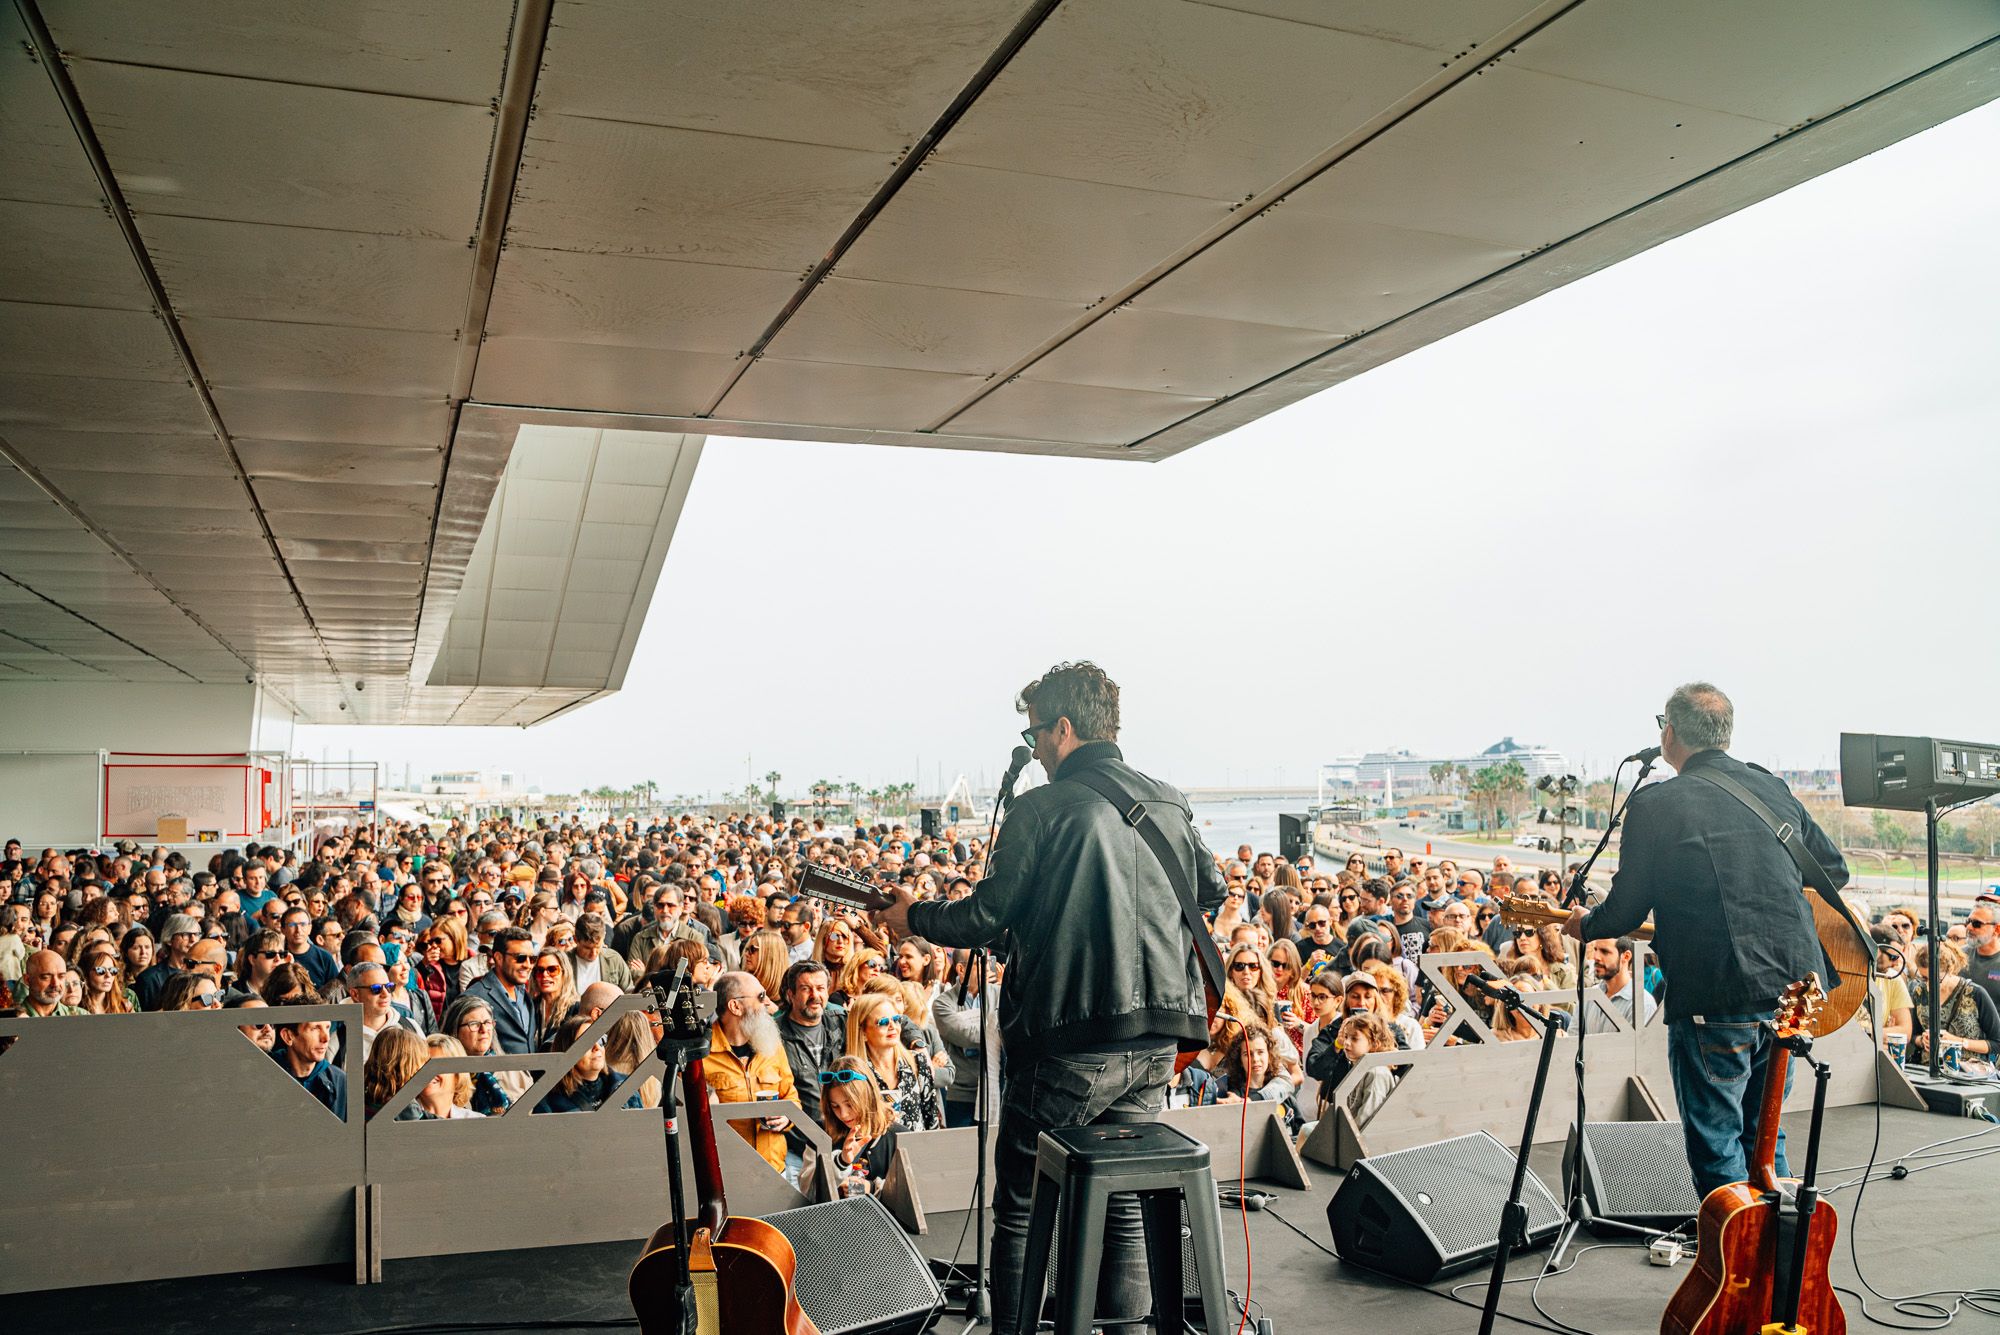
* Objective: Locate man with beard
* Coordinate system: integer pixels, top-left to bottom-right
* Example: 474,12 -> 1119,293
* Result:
702,970 -> 797,1172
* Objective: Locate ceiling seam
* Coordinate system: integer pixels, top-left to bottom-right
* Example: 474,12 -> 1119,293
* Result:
416,0 -> 553,691
924,0 -> 1591,434
1122,26 -> 2000,458
0,624 -> 112,677
15,0 -> 352,707
697,0 -> 1069,416
0,570 -> 194,679
53,53 -> 504,108
533,429 -> 605,687
0,434 -> 239,679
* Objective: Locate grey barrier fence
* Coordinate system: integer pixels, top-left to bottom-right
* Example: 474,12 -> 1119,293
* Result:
0,967 -> 1922,1294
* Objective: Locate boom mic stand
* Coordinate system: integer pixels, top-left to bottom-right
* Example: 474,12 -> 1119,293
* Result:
954,766 -> 1019,1333
1474,979 -> 1569,1335
1548,755 -> 1662,1268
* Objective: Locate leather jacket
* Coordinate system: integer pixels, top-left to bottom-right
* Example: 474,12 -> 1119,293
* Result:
909,742 -> 1228,1064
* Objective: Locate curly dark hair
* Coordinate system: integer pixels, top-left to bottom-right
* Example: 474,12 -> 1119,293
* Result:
1016,661 -> 1119,742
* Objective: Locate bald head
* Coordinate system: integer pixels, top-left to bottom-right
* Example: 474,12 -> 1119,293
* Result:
578,981 -> 622,1019
189,939 -> 228,978
23,950 -> 66,1008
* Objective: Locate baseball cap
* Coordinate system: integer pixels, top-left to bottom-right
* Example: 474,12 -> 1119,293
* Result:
1341,971 -> 1381,993
1416,895 -> 1450,914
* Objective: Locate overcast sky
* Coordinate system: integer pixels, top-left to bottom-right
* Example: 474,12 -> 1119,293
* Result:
304,100 -> 2000,799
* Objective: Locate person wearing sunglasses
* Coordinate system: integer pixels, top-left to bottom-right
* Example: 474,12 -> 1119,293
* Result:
460,926 -> 539,1055
702,971 -> 800,1172
158,971 -> 222,1012
347,960 -> 421,1062
869,661 -> 1230,1335
820,1055 -> 898,1197
77,942 -> 136,1014
527,947 -> 578,1051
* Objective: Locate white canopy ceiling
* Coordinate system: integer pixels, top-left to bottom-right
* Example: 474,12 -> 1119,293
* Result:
2,0 -> 1996,722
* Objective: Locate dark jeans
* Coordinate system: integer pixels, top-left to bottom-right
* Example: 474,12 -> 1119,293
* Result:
1667,1012 -> 1793,1196
991,1046 -> 1177,1335
944,1099 -> 977,1129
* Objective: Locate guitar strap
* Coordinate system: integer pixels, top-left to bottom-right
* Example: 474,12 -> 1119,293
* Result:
1065,766 -> 1230,1045
1680,767 -> 1870,989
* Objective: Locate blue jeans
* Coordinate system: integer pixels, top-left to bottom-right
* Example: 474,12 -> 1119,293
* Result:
991,1046 -> 1177,1335
1667,1013 -> 1792,1196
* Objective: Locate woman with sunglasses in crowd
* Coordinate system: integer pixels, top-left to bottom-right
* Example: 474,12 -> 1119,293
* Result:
820,1055 -> 899,1196
158,971 -> 222,1011
78,942 -> 136,1014
1221,946 -> 1306,1088
528,946 -> 577,1051
412,928 -> 458,1024
1501,921 -> 1577,1006
1266,937 -> 1313,1054
835,947 -> 887,1008
846,991 -> 942,1132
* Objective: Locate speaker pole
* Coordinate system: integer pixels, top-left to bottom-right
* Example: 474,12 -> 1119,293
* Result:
1476,989 -> 1568,1335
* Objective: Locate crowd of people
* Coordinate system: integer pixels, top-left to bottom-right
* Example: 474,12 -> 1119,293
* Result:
4,818 -> 1998,1193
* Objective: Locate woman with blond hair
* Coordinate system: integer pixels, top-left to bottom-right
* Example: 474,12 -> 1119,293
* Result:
836,947 -> 888,1007
418,1033 -> 483,1118
363,1027 -> 429,1121
739,928 -> 790,1002
1266,937 -> 1312,1050
528,946 -> 578,1050
845,991 -> 942,1132
604,1009 -> 662,1108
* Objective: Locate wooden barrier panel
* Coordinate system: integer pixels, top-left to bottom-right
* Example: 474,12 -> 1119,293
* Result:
0,1004 -> 365,1295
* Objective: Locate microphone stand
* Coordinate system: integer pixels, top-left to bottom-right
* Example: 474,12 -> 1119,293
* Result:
955,768 -> 1018,1334
1475,981 -> 1569,1335
1549,755 -> 1659,1267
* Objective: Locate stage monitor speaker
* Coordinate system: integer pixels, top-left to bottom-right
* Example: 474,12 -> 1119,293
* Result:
1564,1121 -> 1702,1229
1278,812 -> 1311,863
771,801 -> 787,821
1326,1132 -> 1564,1283
760,1194 -> 942,1335
920,806 -> 943,838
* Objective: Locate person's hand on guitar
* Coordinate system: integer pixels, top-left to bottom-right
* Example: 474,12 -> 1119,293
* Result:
871,880 -> 918,939
1560,904 -> 1588,941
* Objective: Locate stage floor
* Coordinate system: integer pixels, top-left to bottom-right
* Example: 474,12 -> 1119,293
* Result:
16,1104 -> 1995,1335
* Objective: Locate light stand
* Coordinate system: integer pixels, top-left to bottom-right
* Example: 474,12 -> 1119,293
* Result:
1476,983 -> 1568,1335
1924,796 -> 1943,1080
1549,755 -> 1660,1268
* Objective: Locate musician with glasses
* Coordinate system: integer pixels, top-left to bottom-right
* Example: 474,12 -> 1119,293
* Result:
1562,682 -> 1847,1195
872,661 -> 1228,1335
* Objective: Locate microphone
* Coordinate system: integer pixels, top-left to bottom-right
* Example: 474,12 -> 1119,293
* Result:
1625,745 -> 1662,764
1460,974 -> 1519,1005
997,745 -> 1033,809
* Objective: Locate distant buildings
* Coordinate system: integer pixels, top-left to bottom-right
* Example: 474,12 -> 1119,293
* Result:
1321,737 -> 1572,793
422,769 -> 520,802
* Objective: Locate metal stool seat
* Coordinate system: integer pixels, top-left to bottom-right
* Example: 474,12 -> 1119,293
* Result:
1018,1121 -> 1232,1335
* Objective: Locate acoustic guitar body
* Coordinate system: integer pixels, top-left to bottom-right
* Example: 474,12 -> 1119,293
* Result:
1802,894 -> 1872,1037
630,1215 -> 818,1335
1661,1183 -> 1844,1335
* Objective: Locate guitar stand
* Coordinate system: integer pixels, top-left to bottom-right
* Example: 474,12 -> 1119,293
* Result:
1763,1036 -> 1830,1335
1476,988 -> 1570,1335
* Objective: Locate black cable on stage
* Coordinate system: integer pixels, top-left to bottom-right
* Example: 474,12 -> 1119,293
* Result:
1822,991 -> 2000,1328
1260,1204 -> 1589,1335
327,1320 -> 637,1335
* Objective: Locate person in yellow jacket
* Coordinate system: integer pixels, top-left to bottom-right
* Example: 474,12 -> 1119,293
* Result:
701,970 -> 797,1172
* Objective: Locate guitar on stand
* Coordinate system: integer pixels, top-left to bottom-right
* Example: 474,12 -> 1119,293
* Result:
629,963 -> 819,1335
1663,976 -> 1844,1335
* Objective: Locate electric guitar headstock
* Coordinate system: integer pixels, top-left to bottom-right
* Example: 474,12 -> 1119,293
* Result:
1772,974 -> 1826,1040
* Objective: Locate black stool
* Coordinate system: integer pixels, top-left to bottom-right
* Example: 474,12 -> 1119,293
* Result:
1018,1121 -> 1231,1335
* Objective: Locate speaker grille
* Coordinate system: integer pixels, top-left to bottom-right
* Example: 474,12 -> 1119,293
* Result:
1364,1132 -> 1564,1258
760,1195 -> 941,1335
1572,1122 -> 1702,1223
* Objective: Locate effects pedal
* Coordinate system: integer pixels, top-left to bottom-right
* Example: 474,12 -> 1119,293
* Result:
1649,1236 -> 1687,1267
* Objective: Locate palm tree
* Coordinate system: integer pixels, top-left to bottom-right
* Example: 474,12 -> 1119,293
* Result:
764,771 -> 782,804
1428,761 -> 1451,794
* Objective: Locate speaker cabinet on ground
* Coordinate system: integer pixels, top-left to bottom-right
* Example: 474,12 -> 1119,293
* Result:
1564,1121 -> 1702,1230
759,1195 -> 941,1335
920,806 -> 942,838
1326,1132 -> 1564,1283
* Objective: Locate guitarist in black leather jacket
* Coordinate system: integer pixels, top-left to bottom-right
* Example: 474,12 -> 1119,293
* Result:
1564,682 -> 1848,1195
875,661 -> 1227,1335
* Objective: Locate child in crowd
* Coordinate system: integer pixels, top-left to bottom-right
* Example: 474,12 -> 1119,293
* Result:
1338,1012 -> 1397,1127
821,1056 -> 898,1196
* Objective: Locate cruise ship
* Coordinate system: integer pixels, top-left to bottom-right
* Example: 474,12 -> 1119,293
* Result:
1320,737 -> 1572,792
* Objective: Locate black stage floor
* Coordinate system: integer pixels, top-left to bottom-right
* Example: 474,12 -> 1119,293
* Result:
18,1104 -> 1997,1335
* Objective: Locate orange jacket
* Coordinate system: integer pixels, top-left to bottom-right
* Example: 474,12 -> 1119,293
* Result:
700,1022 -> 797,1172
